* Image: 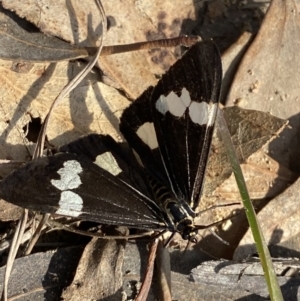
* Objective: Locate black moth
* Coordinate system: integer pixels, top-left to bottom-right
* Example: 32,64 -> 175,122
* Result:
0,40 -> 222,241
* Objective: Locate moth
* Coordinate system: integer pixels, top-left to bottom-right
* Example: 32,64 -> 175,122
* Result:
0,40 -> 222,241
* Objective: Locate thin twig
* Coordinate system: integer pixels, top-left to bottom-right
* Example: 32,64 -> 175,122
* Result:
24,214 -> 50,255
135,239 -> 159,301
156,240 -> 172,301
97,35 -> 201,56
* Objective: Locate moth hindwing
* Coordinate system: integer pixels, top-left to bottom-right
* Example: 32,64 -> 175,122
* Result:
0,40 -> 222,239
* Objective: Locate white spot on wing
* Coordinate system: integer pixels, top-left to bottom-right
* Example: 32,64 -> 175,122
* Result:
56,191 -> 83,217
189,102 -> 208,125
95,152 -> 122,176
181,88 -> 192,107
136,122 -> 158,150
156,88 -> 191,117
155,87 -> 218,126
52,160 -> 83,217
51,160 -> 82,190
189,102 -> 217,126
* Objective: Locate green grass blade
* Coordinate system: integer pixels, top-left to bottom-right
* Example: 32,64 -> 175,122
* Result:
217,109 -> 283,301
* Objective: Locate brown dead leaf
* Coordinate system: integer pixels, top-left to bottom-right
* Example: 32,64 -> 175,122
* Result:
222,0 -> 300,262
62,236 -> 126,301
0,199 -> 22,221
2,0 -> 208,98
1,0 -> 103,46
0,6 -> 88,62
234,177 -> 300,261
0,58 -> 130,161
226,0 -> 300,171
99,0 -> 207,98
216,150 -> 297,201
202,106 -> 288,200
220,31 -> 253,103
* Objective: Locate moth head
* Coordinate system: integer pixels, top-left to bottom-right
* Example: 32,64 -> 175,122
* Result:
176,217 -> 197,241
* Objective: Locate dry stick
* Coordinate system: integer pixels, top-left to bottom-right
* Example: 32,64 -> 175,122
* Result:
24,214 -> 50,255
156,240 -> 172,301
135,239 -> 159,301
96,35 -> 201,56
0,228 -> 39,253
33,214 -> 155,239
46,224 -> 155,240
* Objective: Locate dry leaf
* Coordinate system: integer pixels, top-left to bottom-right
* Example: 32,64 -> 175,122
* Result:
202,106 -> 288,199
62,237 -> 126,301
100,0 -> 205,98
194,107 -> 290,260
220,31 -> 253,103
223,0 -> 300,262
226,0 -> 300,171
1,0 -> 103,46
2,0 -> 208,98
0,199 -> 22,221
234,177 -> 300,261
0,58 -> 130,161
216,150 -> 297,200
0,6 -> 88,62
0,1 -> 297,299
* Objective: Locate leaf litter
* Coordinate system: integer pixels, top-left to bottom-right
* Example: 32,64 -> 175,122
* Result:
0,0 -> 299,300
